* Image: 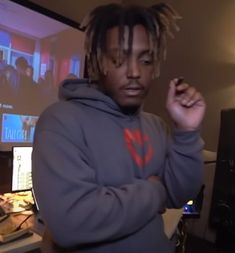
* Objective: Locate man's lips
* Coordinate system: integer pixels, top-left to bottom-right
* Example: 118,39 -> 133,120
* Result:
121,83 -> 145,96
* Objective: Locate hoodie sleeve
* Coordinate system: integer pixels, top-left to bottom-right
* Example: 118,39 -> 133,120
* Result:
32,105 -> 167,248
162,128 -> 204,208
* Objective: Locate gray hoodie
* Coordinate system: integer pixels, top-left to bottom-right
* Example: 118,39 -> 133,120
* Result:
32,79 -> 203,253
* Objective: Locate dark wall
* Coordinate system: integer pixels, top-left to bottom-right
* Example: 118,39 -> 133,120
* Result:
0,151 -> 12,193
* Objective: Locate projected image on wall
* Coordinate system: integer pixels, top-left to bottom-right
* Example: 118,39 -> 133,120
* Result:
1,113 -> 38,143
0,0 -> 85,150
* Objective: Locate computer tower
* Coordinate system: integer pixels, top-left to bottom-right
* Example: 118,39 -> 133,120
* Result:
210,108 -> 235,250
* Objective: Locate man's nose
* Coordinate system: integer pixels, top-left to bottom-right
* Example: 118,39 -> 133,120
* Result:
127,58 -> 140,79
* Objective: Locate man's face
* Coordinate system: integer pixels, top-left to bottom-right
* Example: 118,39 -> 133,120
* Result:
99,25 -> 155,111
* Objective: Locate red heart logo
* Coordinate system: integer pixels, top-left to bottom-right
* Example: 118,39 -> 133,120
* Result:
124,128 -> 153,168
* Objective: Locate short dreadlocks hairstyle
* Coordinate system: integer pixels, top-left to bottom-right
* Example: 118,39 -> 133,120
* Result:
83,3 -> 181,79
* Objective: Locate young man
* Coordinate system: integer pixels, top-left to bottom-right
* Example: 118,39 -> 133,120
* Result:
32,3 -> 206,253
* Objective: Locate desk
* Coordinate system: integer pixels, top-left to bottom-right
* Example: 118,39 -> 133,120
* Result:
162,208 -> 183,239
0,209 -> 183,253
0,232 -> 42,253
0,212 -> 43,253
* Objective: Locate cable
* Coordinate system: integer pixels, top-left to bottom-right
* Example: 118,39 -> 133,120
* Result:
12,214 -> 33,232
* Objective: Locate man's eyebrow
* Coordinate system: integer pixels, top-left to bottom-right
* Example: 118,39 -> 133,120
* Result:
140,49 -> 153,54
107,48 -> 153,55
139,50 -> 153,57
107,48 -> 120,54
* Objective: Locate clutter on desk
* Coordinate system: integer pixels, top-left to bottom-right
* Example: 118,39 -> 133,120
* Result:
0,191 -> 34,214
0,211 -> 32,243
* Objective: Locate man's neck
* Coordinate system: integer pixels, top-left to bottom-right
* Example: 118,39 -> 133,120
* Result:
120,106 -> 140,115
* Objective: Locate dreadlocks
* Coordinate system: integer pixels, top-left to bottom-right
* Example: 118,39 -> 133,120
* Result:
83,3 -> 181,79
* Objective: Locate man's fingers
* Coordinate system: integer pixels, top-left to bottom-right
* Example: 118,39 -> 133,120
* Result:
166,79 -> 177,106
168,78 -> 203,108
177,86 -> 196,106
167,78 -> 189,107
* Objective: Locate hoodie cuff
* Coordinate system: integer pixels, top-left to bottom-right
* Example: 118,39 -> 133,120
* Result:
172,129 -> 204,154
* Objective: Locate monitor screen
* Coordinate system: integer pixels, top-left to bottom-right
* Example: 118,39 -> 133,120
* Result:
183,200 -> 200,218
0,0 -> 85,151
183,185 -> 204,218
12,146 -> 33,191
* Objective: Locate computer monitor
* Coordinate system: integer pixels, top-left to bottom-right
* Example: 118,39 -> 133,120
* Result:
12,146 -> 33,192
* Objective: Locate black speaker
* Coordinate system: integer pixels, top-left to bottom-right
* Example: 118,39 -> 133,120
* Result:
210,109 -> 235,250
0,151 -> 12,194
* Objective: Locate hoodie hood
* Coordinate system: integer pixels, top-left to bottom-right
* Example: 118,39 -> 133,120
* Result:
58,78 -> 141,117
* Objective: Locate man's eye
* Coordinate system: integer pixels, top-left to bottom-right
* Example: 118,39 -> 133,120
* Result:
111,58 -> 118,64
140,58 -> 153,65
111,56 -> 126,66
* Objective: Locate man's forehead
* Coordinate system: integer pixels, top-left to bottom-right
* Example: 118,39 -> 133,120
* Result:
105,25 -> 151,50
106,25 -> 148,38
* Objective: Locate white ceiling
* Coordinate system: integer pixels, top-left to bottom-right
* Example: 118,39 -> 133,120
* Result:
29,0 -> 122,25
0,0 -> 70,38
27,0 -> 160,25
0,0 -> 167,39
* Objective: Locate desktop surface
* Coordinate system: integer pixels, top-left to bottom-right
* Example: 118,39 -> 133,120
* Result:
0,191 -> 34,214
0,192 -> 43,253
